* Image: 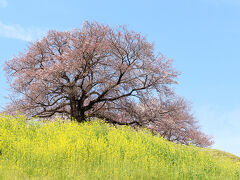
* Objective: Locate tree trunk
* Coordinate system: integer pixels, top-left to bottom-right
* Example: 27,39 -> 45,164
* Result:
79,110 -> 86,123
70,108 -> 86,123
70,98 -> 86,123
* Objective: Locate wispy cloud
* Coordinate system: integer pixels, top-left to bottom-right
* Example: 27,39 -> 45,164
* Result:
0,0 -> 7,8
0,21 -> 46,41
197,105 -> 240,132
219,0 -> 240,3
196,105 -> 240,156
201,0 -> 240,6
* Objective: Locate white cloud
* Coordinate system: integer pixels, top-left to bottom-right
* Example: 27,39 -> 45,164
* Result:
0,21 -> 46,41
201,0 -> 240,6
197,105 -> 240,132
196,105 -> 240,156
0,0 -> 7,8
220,0 -> 240,3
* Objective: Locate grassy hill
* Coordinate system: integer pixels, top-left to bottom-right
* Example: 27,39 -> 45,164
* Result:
0,114 -> 239,179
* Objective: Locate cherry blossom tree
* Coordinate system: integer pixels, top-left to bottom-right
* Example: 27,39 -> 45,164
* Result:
93,94 -> 213,147
133,96 -> 213,147
4,21 -> 213,147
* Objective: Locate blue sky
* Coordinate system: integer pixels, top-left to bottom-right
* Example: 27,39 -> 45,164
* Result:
0,0 -> 240,156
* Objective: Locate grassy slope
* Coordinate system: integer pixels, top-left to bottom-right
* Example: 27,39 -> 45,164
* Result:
207,149 -> 240,162
0,114 -> 239,180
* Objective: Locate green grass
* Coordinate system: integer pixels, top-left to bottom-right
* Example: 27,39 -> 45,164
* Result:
0,114 -> 239,179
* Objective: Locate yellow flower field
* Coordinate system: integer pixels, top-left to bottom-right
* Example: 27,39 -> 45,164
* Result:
0,114 -> 239,179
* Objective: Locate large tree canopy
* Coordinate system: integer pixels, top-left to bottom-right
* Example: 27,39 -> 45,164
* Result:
4,21 -> 213,147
